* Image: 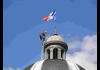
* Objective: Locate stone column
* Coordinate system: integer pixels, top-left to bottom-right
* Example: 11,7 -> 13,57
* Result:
58,48 -> 61,59
45,49 -> 48,59
63,51 -> 66,59
50,48 -> 53,59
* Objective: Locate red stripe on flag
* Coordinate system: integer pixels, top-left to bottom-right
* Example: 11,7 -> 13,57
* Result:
42,15 -> 49,21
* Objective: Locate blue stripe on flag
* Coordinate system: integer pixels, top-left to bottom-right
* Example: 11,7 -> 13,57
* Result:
51,10 -> 56,16
51,9 -> 56,21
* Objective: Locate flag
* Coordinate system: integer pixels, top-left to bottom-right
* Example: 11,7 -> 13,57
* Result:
42,9 -> 56,21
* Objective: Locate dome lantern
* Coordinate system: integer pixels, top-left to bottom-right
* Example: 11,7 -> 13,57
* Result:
43,33 -> 68,59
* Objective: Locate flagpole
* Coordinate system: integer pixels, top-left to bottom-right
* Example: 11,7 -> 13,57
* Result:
54,20 -> 56,33
54,9 -> 56,34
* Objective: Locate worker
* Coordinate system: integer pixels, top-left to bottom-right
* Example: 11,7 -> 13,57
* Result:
39,31 -> 47,43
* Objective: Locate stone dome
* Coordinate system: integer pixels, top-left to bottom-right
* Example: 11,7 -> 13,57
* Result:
24,59 -> 85,70
45,34 -> 65,43
43,33 -> 68,52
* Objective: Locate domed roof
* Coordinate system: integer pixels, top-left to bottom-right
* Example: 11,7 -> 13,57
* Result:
45,34 -> 65,43
24,59 -> 85,70
43,33 -> 68,52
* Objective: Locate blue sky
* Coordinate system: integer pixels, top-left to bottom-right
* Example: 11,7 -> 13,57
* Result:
3,0 -> 97,70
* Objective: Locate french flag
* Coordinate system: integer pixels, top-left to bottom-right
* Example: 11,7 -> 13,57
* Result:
42,9 -> 56,21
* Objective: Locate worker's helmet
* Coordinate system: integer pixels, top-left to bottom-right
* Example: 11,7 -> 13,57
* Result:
44,30 -> 47,33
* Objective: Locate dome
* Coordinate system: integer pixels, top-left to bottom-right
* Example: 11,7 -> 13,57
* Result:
24,59 -> 85,70
43,33 -> 68,52
45,35 -> 65,43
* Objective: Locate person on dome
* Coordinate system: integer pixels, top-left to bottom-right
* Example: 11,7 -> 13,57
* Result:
39,31 -> 47,44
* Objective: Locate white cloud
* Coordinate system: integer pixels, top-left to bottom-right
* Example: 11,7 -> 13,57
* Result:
66,34 -> 71,36
3,67 -> 14,70
66,36 -> 82,54
66,52 -> 97,70
82,34 -> 97,63
59,34 -> 64,37
3,67 -> 20,70
3,67 -> 5,70
66,35 -> 81,43
68,41 -> 81,49
16,68 -> 20,70
67,34 -> 97,63
66,34 -> 97,70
